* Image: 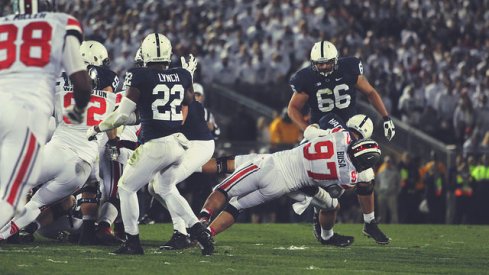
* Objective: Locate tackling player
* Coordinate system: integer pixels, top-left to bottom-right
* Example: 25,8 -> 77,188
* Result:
0,0 -> 91,229
287,40 -> 394,244
200,128 -> 381,240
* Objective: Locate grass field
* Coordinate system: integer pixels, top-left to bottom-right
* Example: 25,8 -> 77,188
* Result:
1,223 -> 488,274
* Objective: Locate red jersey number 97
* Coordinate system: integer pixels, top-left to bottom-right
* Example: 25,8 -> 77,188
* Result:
303,140 -> 339,181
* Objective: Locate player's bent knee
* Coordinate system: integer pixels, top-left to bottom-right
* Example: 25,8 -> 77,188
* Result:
311,188 -> 338,211
355,180 -> 375,195
223,203 -> 241,221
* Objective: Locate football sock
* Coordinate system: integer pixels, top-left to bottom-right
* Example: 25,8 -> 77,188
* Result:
363,212 -> 375,223
321,228 -> 334,240
172,217 -> 187,235
0,201 -> 15,230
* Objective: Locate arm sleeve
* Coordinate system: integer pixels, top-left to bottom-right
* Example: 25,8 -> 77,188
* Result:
62,36 -> 86,76
98,97 -> 137,132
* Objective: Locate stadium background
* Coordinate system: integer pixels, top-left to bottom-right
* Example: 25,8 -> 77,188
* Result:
1,0 -> 489,225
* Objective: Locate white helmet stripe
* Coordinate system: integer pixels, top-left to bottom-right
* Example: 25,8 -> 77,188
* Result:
18,0 -> 25,13
32,0 -> 38,13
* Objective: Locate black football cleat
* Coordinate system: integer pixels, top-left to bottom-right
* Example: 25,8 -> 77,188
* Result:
188,222 -> 214,256
363,219 -> 390,245
160,230 -> 193,250
95,224 -> 123,245
111,234 -> 144,255
312,207 -> 321,242
320,233 -> 354,247
78,221 -> 98,245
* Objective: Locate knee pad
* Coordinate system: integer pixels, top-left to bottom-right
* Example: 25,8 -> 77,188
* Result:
223,203 -> 241,221
355,180 -> 375,195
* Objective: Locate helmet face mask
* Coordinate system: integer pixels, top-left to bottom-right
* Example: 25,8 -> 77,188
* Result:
140,33 -> 172,65
346,114 -> 373,139
348,138 -> 381,172
80,40 -> 109,67
13,0 -> 56,14
134,47 -> 144,67
310,41 -> 338,76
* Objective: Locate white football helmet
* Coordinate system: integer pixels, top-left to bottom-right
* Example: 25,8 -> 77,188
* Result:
347,114 -> 373,139
134,47 -> 144,67
310,41 -> 338,76
80,40 -> 109,66
140,33 -> 172,64
13,0 -> 55,14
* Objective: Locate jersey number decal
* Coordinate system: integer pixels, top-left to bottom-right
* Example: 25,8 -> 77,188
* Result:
63,92 -> 107,126
0,22 -> 52,69
303,140 -> 338,180
316,84 -> 351,112
152,84 -> 184,121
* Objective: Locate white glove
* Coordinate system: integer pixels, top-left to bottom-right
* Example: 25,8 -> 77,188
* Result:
64,105 -> 85,125
86,126 -> 99,141
303,124 -> 332,141
181,54 -> 198,78
383,116 -> 395,141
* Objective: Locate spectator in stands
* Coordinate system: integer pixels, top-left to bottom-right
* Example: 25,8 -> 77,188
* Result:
375,155 -> 401,224
420,151 -> 447,224
268,108 -> 302,152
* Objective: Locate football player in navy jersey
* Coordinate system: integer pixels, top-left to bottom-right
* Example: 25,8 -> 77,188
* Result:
148,90 -> 216,250
87,33 -> 214,255
287,41 -> 393,244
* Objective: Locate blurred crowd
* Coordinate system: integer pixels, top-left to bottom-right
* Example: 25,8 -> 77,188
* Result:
26,0 -> 486,152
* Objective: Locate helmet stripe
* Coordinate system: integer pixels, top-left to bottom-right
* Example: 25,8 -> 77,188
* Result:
155,33 -> 161,58
358,115 -> 369,128
320,41 -> 325,58
31,0 -> 38,13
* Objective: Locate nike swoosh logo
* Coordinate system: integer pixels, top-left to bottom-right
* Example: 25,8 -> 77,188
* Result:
335,77 -> 342,81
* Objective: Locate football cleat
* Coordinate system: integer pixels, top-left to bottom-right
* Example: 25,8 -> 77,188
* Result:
78,221 -> 98,245
312,207 -> 321,242
188,222 -> 214,256
320,233 -> 354,247
96,224 -> 123,245
111,241 -> 144,255
160,230 -> 193,250
363,219 -> 390,245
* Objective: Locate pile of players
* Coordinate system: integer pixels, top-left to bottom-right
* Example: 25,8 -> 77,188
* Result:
0,0 -> 395,256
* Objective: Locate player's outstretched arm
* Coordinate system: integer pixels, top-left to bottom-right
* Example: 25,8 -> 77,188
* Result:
288,92 -> 309,131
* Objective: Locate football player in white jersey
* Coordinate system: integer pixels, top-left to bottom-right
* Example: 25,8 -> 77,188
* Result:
0,0 -> 91,229
0,41 -> 116,242
199,114 -> 374,246
200,129 -> 381,242
95,48 -> 144,243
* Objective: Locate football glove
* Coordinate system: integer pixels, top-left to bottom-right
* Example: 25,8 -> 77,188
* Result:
64,105 -> 85,125
106,137 -> 120,161
181,54 -> 198,79
86,126 -> 99,141
383,116 -> 395,141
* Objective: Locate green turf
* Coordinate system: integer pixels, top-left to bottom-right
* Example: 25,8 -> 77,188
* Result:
1,223 -> 488,274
